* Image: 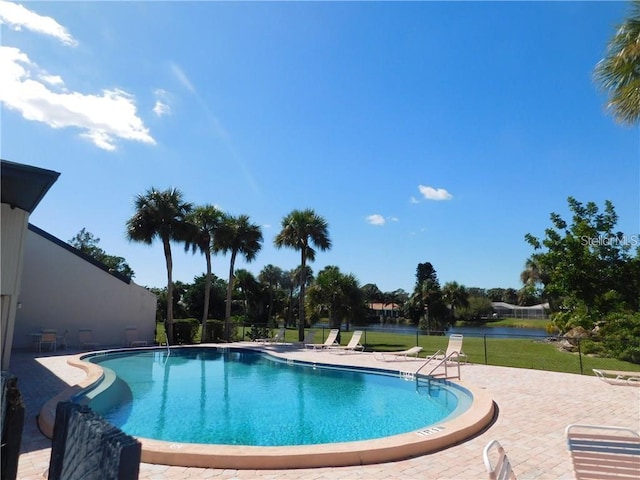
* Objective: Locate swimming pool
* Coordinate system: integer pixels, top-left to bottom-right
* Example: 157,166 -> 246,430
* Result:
84,347 -> 469,446
39,345 -> 496,469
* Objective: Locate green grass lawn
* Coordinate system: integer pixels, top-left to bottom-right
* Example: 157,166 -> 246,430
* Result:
156,322 -> 640,376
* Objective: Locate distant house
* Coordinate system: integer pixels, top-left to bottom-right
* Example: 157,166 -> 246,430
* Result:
1,159 -> 156,369
368,302 -> 401,319
491,301 -> 549,319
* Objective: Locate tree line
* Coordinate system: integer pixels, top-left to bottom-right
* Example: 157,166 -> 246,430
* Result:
64,1 -> 640,362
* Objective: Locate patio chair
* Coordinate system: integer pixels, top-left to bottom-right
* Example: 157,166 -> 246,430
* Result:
483,440 -> 517,480
294,330 -> 316,348
329,330 -> 365,354
593,368 -> 640,386
37,330 -> 57,352
374,346 -> 423,361
566,423 -> 640,480
124,327 -> 148,347
78,329 -> 99,350
256,328 -> 285,344
306,329 -> 339,350
425,334 -> 468,364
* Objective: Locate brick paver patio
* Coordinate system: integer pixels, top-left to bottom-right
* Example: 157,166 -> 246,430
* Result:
8,345 -> 640,480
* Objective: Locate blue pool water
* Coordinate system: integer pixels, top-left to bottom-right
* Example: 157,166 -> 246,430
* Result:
86,348 -> 471,446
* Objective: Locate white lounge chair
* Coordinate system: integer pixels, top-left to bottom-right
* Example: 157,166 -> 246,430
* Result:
124,327 -> 148,347
329,330 -> 365,354
306,329 -> 339,350
566,424 -> 640,480
593,368 -> 640,386
256,328 -> 286,344
375,346 -> 423,361
425,334 -> 468,364
483,440 -> 517,480
78,329 -> 99,350
294,330 -> 316,348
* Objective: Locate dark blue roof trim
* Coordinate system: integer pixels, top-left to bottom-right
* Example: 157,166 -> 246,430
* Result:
1,159 -> 60,213
28,224 -> 131,284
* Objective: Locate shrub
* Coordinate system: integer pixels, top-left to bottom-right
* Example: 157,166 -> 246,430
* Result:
599,311 -> 640,364
246,325 -> 270,341
173,318 -> 199,344
202,320 -> 224,342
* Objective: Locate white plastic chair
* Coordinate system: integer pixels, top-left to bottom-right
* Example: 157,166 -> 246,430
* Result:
483,440 -> 517,480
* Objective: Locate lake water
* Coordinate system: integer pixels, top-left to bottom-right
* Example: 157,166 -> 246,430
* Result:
315,323 -> 551,338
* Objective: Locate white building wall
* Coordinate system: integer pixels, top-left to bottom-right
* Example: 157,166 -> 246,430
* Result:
13,228 -> 157,349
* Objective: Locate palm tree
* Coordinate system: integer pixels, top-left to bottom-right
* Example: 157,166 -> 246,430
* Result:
215,214 -> 263,341
361,283 -> 383,305
258,264 -> 284,327
234,268 -> 259,319
383,289 -> 408,319
520,256 -> 548,288
442,281 -> 469,321
184,204 -> 223,343
307,266 -> 363,332
126,187 -> 192,342
594,1 -> 640,125
274,209 -> 331,341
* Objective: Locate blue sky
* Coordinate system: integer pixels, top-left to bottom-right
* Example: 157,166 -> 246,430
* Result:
1,1 -> 638,294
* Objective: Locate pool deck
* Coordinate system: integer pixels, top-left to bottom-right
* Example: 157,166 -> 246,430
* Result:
10,343 -> 640,480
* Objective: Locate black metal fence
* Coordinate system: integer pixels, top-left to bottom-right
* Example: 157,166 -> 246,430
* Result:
237,323 -> 639,376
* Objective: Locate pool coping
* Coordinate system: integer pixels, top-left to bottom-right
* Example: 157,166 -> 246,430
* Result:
38,345 -> 496,470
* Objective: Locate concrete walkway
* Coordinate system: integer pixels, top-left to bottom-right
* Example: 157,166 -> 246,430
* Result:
9,345 -> 640,480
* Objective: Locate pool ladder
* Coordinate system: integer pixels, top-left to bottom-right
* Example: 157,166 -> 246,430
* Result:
415,351 -> 461,381
161,332 -> 171,366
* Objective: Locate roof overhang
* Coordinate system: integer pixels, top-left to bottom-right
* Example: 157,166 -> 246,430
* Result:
1,159 -> 60,213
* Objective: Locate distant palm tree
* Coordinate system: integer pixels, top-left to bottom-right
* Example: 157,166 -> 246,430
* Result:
234,268 -> 259,319
274,209 -> 331,341
361,283 -> 383,305
258,264 -> 284,326
307,266 -> 363,332
184,205 -> 223,342
594,0 -> 640,125
442,281 -> 469,320
126,187 -> 192,342
216,214 -> 263,341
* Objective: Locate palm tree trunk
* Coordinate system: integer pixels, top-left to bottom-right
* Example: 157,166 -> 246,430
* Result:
163,238 -> 174,343
298,251 -> 306,341
224,251 -> 237,341
287,287 -> 294,327
201,252 -> 212,343
268,285 -> 274,327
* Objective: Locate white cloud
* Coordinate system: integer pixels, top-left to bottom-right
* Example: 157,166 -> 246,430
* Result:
0,1 -> 78,46
0,46 -> 156,151
153,100 -> 170,117
152,88 -> 171,117
39,73 -> 64,87
410,196 -> 420,204
367,214 -> 386,226
418,184 -> 453,201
